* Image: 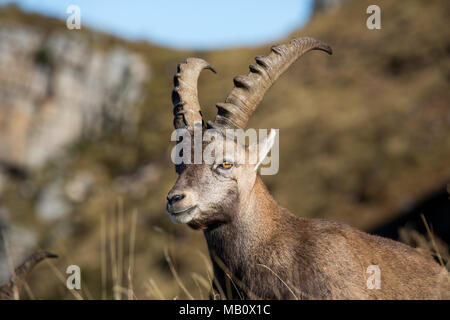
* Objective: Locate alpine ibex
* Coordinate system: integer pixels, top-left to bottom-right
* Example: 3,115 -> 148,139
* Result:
0,251 -> 57,300
166,37 -> 450,299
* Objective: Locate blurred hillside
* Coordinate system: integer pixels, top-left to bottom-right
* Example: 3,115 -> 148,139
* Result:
0,0 -> 449,299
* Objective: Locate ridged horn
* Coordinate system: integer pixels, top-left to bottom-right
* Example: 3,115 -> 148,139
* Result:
210,37 -> 332,129
172,58 -> 216,131
0,251 -> 58,300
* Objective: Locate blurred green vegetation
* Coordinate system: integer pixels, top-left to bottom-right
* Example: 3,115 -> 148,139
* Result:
0,0 -> 449,299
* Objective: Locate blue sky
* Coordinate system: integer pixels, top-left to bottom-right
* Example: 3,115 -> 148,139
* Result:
1,0 -> 314,50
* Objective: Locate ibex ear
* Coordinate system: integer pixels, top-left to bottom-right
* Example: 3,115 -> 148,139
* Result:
248,129 -> 277,171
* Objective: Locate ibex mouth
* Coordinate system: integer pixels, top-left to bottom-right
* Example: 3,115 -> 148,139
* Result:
168,205 -> 199,224
169,205 -> 197,215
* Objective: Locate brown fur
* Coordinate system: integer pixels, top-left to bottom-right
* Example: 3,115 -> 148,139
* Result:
168,148 -> 449,299
202,177 -> 449,299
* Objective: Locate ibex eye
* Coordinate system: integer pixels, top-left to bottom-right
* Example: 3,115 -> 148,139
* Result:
219,161 -> 233,170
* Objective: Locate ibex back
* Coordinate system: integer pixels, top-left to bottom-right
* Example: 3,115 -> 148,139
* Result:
166,37 -> 450,299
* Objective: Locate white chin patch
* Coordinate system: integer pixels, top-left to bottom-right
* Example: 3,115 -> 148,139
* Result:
169,207 -> 200,224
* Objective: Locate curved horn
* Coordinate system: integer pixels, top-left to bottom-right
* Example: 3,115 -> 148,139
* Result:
0,251 -> 58,300
210,37 -> 332,129
172,58 -> 216,131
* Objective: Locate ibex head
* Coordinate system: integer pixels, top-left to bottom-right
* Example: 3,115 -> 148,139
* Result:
166,37 -> 332,230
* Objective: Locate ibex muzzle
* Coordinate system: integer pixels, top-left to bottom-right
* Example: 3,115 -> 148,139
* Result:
166,37 -> 449,299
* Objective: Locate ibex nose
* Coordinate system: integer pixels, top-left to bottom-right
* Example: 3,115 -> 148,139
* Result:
167,193 -> 185,205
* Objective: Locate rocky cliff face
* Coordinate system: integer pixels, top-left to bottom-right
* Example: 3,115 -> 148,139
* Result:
0,23 -> 149,171
0,13 -> 149,283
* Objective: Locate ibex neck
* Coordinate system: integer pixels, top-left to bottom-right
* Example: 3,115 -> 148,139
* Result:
238,176 -> 282,229
203,176 -> 285,277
